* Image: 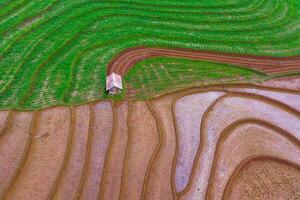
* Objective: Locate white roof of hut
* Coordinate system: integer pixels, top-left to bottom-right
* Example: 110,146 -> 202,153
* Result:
106,72 -> 123,90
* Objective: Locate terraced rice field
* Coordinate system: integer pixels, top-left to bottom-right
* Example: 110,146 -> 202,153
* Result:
124,57 -> 267,99
1,1 -> 300,199
0,0 -> 300,110
1,83 -> 300,200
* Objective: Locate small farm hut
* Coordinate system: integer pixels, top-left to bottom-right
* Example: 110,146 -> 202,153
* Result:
106,72 -> 123,95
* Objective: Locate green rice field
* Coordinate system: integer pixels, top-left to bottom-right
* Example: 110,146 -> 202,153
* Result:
124,58 -> 267,100
0,0 -> 299,110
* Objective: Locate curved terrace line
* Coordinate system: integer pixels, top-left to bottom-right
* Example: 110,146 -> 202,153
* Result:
107,47 -> 300,76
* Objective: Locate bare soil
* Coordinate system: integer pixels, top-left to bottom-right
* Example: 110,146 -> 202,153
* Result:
1,85 -> 300,200
120,101 -> 159,200
53,105 -> 90,200
224,158 -> 300,199
208,123 -> 300,200
174,92 -> 225,193
263,76 -> 300,90
80,102 -> 113,200
0,110 -> 10,134
0,112 -> 32,198
5,107 -> 70,200
98,102 -> 128,200
144,94 -> 177,200
178,88 -> 300,200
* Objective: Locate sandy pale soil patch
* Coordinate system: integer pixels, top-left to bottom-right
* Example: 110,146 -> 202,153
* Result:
224,158 -> 300,199
5,107 -> 70,200
98,102 -> 128,200
0,112 -> 32,198
144,94 -> 177,200
120,101 -> 159,200
207,123 -> 300,200
80,101 -> 113,200
174,92 -> 225,193
53,105 -> 90,200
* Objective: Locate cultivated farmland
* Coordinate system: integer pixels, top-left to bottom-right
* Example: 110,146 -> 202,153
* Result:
0,0 -> 300,110
1,85 -> 300,199
1,1 -> 300,199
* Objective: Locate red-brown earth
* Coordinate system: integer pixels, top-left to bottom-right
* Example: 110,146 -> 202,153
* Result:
1,83 -> 300,200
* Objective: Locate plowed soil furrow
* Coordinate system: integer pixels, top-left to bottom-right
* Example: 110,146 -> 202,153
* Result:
108,47 -> 300,76
4,107 -> 71,200
0,112 -> 33,198
98,102 -> 128,200
223,157 -> 300,200
80,102 -> 113,200
52,105 -> 90,200
144,94 -> 177,200
174,91 -> 225,194
207,121 -> 300,200
119,101 -> 159,200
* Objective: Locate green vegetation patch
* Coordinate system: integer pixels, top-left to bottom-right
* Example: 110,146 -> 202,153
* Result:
0,0 -> 299,110
124,57 -> 268,99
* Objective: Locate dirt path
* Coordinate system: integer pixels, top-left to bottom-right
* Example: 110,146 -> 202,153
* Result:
108,47 -> 300,76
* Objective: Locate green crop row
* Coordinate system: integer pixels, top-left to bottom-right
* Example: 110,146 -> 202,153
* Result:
124,57 -> 268,99
0,0 -> 299,110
